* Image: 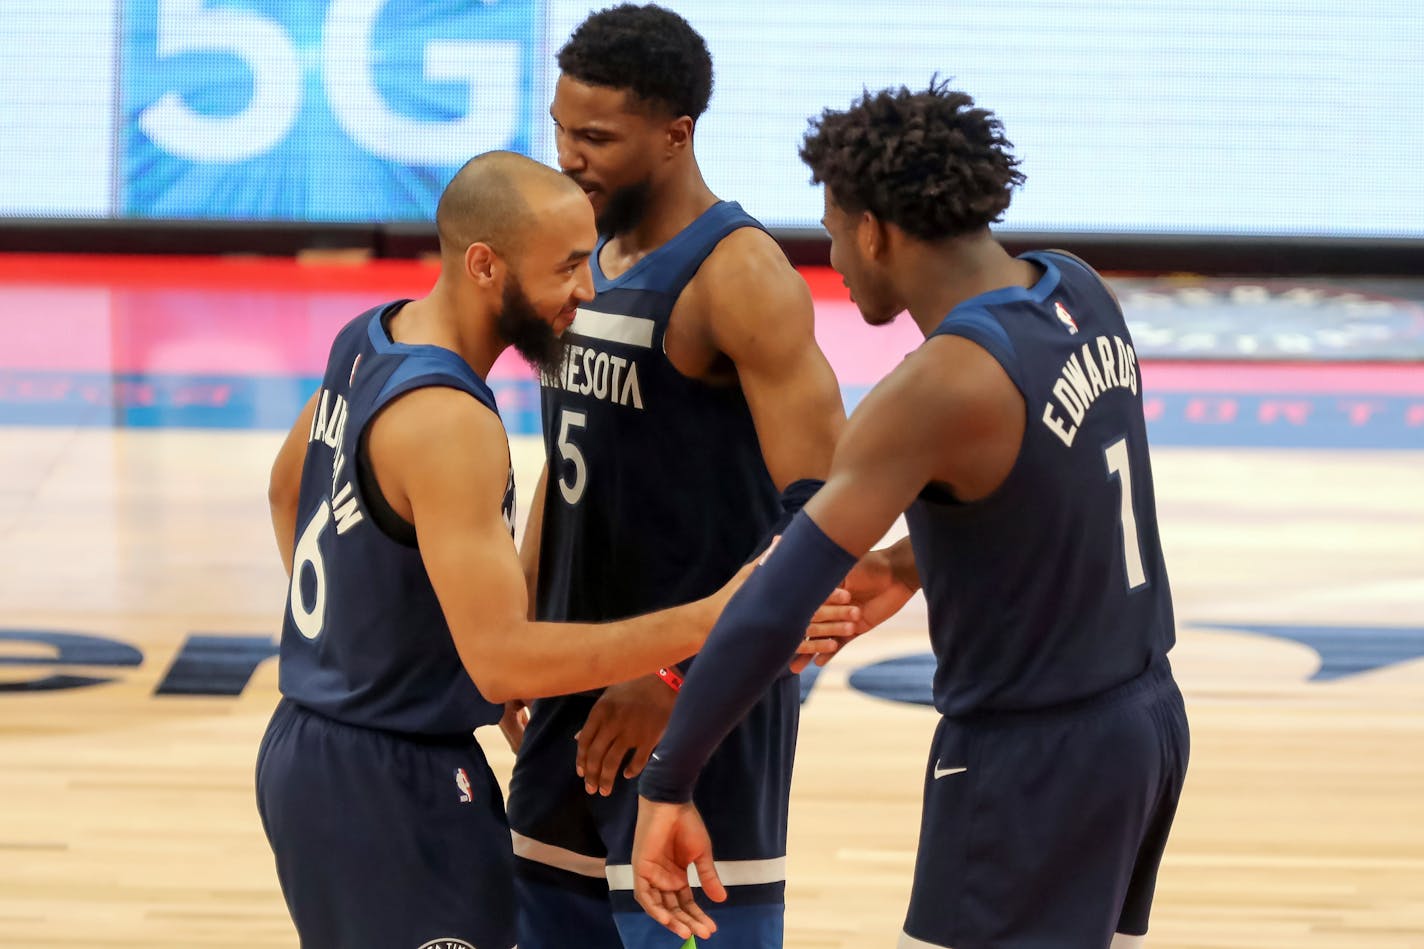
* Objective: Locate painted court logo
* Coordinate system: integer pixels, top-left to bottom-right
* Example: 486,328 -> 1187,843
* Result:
417,940 -> 476,949
454,768 -> 473,803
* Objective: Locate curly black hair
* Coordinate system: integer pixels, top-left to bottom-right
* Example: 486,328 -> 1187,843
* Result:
557,4 -> 713,120
800,80 -> 1025,241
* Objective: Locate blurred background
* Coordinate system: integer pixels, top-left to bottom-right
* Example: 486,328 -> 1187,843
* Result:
3,0 -> 1422,266
1,2 -> 1421,947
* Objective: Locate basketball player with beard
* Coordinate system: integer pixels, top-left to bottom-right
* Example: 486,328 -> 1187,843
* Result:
505,6 -> 848,948
253,152 -> 839,949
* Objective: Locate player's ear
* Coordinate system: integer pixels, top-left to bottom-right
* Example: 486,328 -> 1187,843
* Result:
664,115 -> 693,159
465,242 -> 500,287
857,211 -> 887,261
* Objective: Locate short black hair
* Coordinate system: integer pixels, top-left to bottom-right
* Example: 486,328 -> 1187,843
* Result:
800,79 -> 1025,241
558,4 -> 713,120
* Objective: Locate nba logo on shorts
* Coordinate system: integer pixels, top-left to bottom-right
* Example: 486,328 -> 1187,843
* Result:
454,768 -> 473,803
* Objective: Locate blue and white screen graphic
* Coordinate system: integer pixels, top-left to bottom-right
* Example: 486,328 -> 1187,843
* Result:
2,1 -> 1421,236
120,0 -> 539,221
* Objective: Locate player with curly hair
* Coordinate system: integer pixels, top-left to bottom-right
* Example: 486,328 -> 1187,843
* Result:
632,80 -> 1191,949
504,6 -> 847,948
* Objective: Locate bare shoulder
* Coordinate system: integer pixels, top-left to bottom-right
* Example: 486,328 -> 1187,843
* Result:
701,225 -> 799,286
367,384 -> 507,473
688,226 -> 813,339
883,333 -> 1021,437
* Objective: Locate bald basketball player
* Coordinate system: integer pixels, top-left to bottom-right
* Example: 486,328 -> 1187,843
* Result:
256,151 -> 845,949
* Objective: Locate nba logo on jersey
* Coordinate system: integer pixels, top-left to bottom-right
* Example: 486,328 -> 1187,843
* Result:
1054,301 -> 1080,334
454,768 -> 473,803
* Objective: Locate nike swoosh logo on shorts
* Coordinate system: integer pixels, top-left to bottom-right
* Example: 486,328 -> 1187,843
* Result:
933,762 -> 967,779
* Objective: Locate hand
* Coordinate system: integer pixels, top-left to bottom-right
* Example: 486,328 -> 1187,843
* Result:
632,797 -> 723,942
790,547 -> 915,673
576,676 -> 677,796
498,699 -> 530,753
790,590 -> 859,673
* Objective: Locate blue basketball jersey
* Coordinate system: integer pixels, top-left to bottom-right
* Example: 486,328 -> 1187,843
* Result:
904,251 -> 1175,716
278,303 -> 511,735
536,201 -> 779,622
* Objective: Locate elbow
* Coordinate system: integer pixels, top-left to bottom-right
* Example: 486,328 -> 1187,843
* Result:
268,465 -> 299,519
471,672 -> 517,706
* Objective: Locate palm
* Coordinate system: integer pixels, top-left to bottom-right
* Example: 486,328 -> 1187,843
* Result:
633,800 -> 723,940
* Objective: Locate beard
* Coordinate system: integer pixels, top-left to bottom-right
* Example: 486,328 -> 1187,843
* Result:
594,179 -> 652,236
496,274 -> 570,378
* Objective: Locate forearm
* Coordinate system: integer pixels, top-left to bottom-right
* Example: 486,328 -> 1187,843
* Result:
640,513 -> 856,803
469,598 -> 716,704
519,467 -> 548,619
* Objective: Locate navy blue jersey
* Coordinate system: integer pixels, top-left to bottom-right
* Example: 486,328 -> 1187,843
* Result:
278,303 -> 511,735
904,251 -> 1175,716
536,201 -> 779,622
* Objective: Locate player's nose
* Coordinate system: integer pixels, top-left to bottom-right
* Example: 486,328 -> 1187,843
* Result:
572,263 -> 595,304
555,134 -> 584,175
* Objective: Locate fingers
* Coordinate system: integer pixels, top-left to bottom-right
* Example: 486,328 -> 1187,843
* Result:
633,863 -> 716,941
633,871 -> 691,940
693,852 -> 727,904
665,886 -> 716,941
576,722 -> 625,795
670,885 -> 717,940
624,742 -> 653,780
796,635 -> 845,656
592,739 -> 633,795
807,600 -> 861,629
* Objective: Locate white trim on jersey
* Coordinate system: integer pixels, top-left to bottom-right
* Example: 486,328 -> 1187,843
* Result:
569,308 -> 656,348
604,855 -> 787,892
510,831 -> 606,879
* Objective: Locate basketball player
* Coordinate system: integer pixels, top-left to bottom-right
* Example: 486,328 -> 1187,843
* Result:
633,82 -> 1191,949
254,152 -> 846,949
506,5 -> 846,948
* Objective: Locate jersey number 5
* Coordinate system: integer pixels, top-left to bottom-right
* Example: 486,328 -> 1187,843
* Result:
556,409 -> 588,505
1104,436 -> 1148,591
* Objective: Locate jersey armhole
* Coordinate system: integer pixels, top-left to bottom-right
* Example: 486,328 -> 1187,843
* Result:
355,425 -> 418,547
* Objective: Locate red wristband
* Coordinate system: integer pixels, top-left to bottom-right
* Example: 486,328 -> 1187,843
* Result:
656,667 -> 683,692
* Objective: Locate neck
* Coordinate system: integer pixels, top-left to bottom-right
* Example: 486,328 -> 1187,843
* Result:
896,233 -> 1038,337
389,276 -> 505,377
609,162 -> 718,254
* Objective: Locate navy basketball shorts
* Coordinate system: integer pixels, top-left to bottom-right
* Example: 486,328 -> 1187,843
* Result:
900,658 -> 1190,949
507,674 -> 801,949
255,698 -> 517,949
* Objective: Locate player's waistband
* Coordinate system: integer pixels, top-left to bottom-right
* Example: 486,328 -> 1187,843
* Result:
944,655 -> 1178,730
278,696 -> 484,748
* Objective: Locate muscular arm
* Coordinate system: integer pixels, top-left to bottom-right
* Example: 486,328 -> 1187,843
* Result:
268,391 -> 319,578
699,229 -> 845,488
367,387 -> 733,705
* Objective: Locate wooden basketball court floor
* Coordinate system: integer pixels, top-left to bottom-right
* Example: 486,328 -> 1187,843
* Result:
1,256 -> 1421,947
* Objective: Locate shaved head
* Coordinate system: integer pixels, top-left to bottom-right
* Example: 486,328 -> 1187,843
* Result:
436,150 -> 583,260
